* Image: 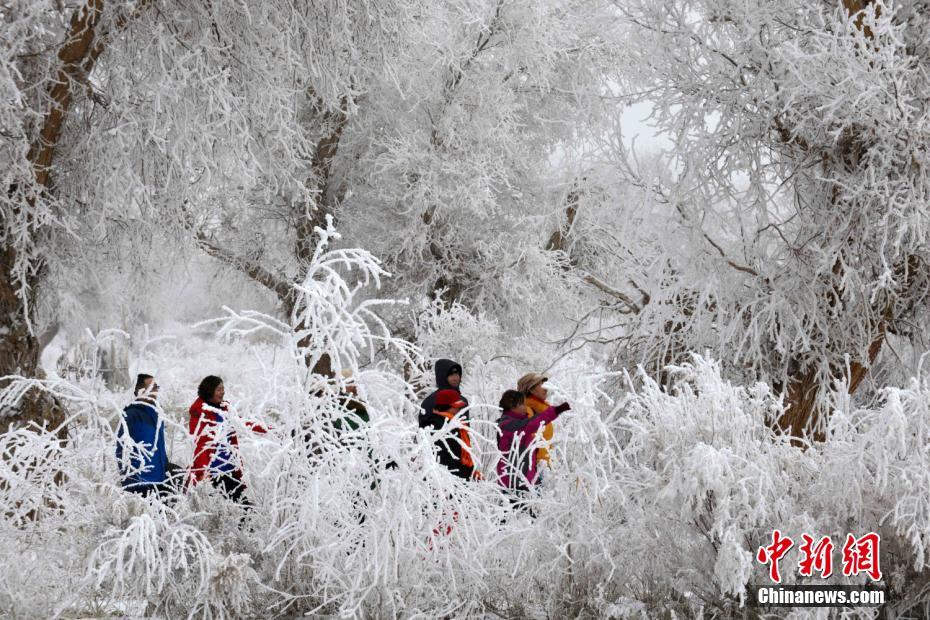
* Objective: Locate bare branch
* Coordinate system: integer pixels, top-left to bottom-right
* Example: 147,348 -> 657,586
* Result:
581,272 -> 642,314
195,233 -> 293,304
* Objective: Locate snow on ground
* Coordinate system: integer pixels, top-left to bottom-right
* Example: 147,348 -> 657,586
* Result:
3,318 -> 920,617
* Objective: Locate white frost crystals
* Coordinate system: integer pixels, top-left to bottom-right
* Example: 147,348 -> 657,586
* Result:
0,348 -> 928,616
2,0 -> 930,617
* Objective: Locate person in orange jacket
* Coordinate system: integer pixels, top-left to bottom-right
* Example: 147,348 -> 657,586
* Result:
188,375 -> 266,503
517,373 -> 556,470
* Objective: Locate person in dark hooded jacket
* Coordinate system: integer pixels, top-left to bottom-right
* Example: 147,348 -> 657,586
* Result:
420,359 -> 468,416
419,359 -> 480,480
419,389 -> 479,480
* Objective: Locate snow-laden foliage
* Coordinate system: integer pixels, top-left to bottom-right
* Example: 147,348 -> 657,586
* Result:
4,1 -> 930,618
574,0 -> 930,436
0,0 -> 420,361
4,303 -> 930,619
280,0 -> 623,326
3,0 -> 623,365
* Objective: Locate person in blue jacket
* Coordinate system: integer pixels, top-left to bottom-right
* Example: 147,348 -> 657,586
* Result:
115,374 -> 173,497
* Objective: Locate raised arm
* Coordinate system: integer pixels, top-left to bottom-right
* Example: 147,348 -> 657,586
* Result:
502,403 -> 569,437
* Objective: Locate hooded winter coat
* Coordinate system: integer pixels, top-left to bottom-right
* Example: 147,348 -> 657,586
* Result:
418,359 -> 475,480
419,405 -> 477,480
496,404 -> 565,490
116,399 -> 169,492
419,359 -> 468,415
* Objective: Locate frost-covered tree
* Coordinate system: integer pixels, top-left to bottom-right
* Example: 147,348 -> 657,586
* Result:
1,1 -> 115,426
83,0 -> 417,377
336,0 -> 624,326
164,0 -> 631,386
594,0 -> 930,437
0,0 -> 414,424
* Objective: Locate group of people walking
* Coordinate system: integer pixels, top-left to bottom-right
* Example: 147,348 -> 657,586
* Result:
417,359 -> 571,495
116,358 -> 571,512
116,373 -> 266,502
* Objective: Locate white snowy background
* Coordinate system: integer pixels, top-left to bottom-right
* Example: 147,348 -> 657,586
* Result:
2,0 -> 929,617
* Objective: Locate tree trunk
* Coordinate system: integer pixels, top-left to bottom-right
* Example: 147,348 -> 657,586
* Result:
2,0 -> 106,431
777,295 -> 899,441
292,102 -> 348,379
0,247 -> 39,381
0,246 -> 53,430
773,0 -> 893,441
295,100 -> 349,265
282,293 -> 334,378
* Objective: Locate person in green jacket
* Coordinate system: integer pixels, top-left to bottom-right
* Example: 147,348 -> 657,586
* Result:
330,369 -> 396,525
331,369 -> 370,435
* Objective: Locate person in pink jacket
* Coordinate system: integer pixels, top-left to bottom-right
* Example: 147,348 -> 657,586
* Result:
496,390 -> 570,495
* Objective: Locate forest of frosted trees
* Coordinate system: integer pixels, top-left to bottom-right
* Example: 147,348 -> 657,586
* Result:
1,0 -> 929,617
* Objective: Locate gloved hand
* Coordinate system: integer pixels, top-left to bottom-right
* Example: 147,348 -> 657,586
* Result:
555,402 -> 571,414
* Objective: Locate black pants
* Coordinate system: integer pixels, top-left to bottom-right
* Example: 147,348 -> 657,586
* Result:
211,473 -> 250,505
505,489 -> 537,518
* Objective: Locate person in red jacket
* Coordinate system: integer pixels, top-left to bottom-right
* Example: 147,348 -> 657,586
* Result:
188,375 -> 266,503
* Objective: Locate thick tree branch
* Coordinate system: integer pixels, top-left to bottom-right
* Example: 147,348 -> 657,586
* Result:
195,234 -> 293,304
27,0 -> 106,190
546,183 -> 645,314
195,232 -> 335,378
297,98 -> 350,264
580,272 -> 642,314
699,228 -> 759,277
